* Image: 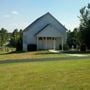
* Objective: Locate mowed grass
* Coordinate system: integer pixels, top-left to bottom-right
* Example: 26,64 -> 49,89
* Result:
0,51 -> 90,90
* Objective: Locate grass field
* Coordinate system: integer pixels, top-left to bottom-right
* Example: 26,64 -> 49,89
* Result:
0,51 -> 90,90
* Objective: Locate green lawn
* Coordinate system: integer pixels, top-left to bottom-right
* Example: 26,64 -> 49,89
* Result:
0,51 -> 90,90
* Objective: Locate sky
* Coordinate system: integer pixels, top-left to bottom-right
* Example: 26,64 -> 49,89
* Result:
0,0 -> 90,32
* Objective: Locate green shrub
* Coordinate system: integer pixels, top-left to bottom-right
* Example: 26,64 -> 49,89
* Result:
63,44 -> 69,50
59,44 -> 69,50
80,44 -> 86,52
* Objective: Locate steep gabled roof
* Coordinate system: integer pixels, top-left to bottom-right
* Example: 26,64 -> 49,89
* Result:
23,12 -> 50,32
23,12 -> 67,32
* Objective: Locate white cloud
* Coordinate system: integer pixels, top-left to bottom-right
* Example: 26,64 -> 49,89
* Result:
12,11 -> 19,15
3,11 -> 19,18
3,15 -> 10,18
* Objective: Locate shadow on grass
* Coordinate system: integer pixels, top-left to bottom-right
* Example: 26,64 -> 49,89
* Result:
34,52 -> 60,55
0,56 -> 90,64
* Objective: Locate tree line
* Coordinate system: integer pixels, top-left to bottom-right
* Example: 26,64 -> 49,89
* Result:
0,28 -> 23,51
67,4 -> 90,51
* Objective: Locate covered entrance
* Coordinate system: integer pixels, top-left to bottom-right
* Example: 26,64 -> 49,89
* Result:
35,24 -> 64,51
37,37 -> 63,50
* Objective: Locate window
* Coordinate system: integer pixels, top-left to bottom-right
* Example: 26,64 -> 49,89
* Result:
39,37 -> 42,40
47,37 -> 51,40
52,37 -> 56,40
